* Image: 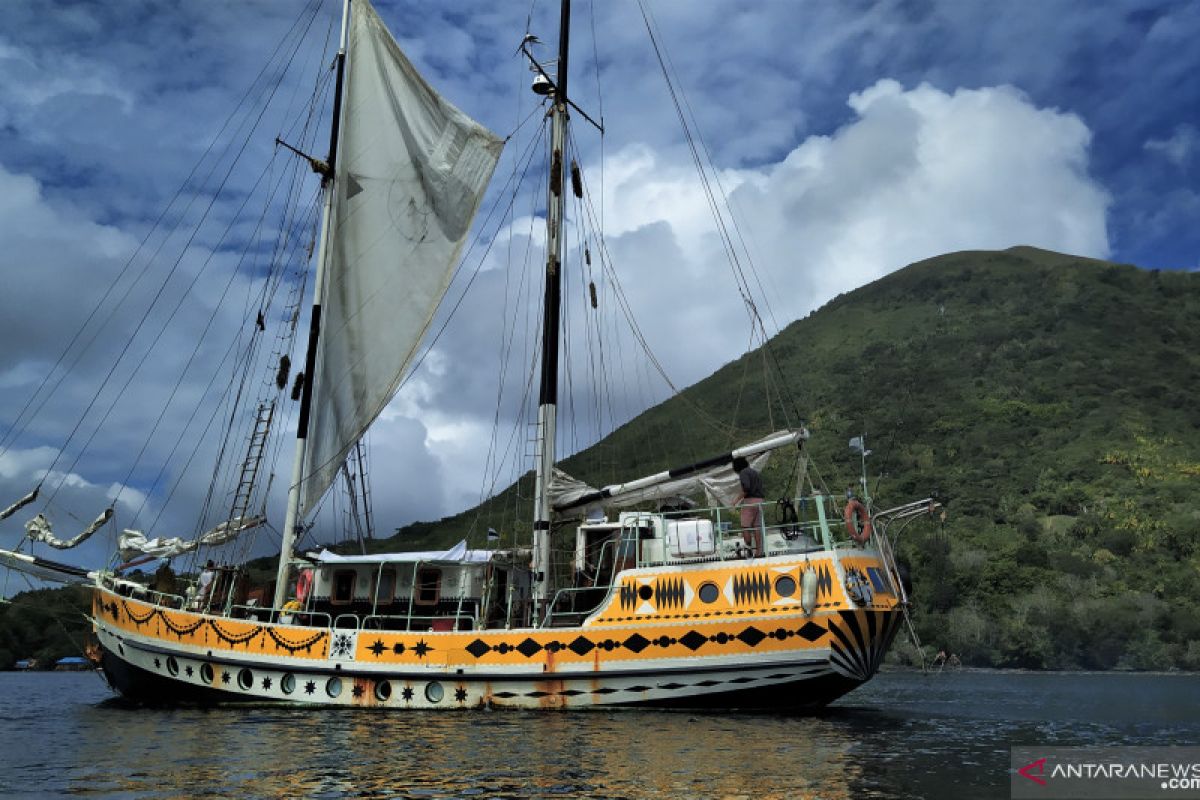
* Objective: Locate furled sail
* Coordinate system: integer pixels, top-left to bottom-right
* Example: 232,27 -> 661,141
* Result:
117,515 -> 266,560
299,1 -> 504,515
550,453 -> 771,519
549,429 -> 808,518
0,487 -> 39,522
0,548 -> 93,584
24,508 -> 112,549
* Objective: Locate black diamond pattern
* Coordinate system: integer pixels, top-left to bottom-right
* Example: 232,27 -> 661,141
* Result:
626,685 -> 651,692
492,691 -> 517,698
798,621 -> 825,642
413,639 -> 431,658
678,630 -> 708,651
516,638 -> 542,658
623,633 -> 650,653
737,626 -> 767,647
369,639 -> 386,657
465,639 -> 491,658
568,636 -> 595,656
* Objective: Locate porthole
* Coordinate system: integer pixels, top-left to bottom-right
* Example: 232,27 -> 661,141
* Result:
200,663 -> 214,685
281,673 -> 296,695
326,677 -> 343,698
637,584 -> 653,601
237,668 -> 253,690
698,582 -> 719,603
774,575 -> 797,598
374,681 -> 392,702
166,656 -> 179,676
425,681 -> 444,703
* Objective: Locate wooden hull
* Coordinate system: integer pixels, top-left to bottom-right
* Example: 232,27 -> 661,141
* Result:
92,550 -> 903,710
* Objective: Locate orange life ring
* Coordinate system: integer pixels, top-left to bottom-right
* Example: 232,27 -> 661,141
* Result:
296,568 -> 313,604
844,499 -> 872,543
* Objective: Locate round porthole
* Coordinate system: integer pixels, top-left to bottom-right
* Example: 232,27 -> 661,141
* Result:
237,668 -> 253,690
637,584 -> 653,601
698,582 -> 719,603
326,677 -> 342,698
374,681 -> 392,702
166,656 -> 179,676
425,681 -> 444,703
200,663 -> 214,685
774,575 -> 797,598
280,673 -> 296,695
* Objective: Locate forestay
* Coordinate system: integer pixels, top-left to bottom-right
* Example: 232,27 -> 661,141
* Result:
299,1 -> 504,516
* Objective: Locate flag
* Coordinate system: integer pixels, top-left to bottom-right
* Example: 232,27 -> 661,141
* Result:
487,528 -> 499,541
849,436 -> 872,455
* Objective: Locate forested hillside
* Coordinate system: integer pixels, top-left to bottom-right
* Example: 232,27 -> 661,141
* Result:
5,246 -> 1198,670
385,246 -> 1200,670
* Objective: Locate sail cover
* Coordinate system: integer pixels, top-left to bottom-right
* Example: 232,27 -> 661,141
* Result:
299,0 -> 504,515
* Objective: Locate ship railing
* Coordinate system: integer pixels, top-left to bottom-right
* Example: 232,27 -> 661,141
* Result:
632,494 -> 846,569
541,585 -> 612,628
361,613 -> 479,632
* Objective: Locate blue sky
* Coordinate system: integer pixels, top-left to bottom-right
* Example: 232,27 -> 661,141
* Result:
0,0 -> 1197,571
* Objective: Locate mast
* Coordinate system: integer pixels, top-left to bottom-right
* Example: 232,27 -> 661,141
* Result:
273,0 -> 351,610
531,0 -> 571,615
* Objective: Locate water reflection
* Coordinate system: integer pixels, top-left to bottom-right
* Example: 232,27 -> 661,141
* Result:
3,670 -> 1196,799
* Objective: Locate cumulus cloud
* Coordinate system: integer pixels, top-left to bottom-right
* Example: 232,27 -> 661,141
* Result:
397,80 -> 1111,511
2,0 -> 1182,567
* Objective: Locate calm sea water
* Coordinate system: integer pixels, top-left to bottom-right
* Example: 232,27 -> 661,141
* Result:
2,669 -> 1197,799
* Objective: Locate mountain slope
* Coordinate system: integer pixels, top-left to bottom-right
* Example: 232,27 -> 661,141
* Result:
386,245 -> 1200,669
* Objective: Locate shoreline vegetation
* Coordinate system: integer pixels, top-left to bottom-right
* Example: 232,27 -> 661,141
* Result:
3,247 -> 1198,672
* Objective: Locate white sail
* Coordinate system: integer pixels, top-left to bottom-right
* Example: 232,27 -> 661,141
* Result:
117,515 -> 266,560
299,0 -> 504,515
24,508 -> 112,549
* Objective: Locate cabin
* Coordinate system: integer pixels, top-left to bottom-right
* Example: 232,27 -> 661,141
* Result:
295,542 -> 531,632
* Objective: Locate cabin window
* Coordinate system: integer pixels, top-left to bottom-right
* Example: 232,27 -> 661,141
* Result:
415,568 -> 441,606
332,570 -> 356,605
373,569 -> 397,604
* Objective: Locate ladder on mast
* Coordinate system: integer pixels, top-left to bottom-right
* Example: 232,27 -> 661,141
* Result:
229,400 -> 275,523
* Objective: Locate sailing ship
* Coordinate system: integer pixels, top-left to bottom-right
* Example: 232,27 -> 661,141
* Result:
2,0 -> 937,709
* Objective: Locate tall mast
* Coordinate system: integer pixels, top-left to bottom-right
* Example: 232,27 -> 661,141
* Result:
273,0 -> 351,610
531,0 -> 571,615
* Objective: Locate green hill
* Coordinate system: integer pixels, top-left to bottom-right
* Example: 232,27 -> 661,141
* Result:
384,245 -> 1200,670
5,246 -> 1198,671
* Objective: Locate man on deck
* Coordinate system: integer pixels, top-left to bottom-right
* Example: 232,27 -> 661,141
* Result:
733,457 -> 765,557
